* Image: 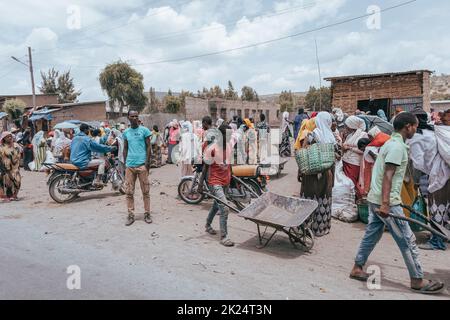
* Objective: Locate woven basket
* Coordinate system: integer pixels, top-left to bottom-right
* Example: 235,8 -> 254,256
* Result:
295,143 -> 335,175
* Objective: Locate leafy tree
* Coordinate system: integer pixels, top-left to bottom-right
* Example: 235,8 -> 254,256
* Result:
278,90 -> 294,112
224,81 -> 238,100
167,88 -> 173,96
304,86 -> 331,111
179,90 -> 194,108
4,99 -> 26,120
99,61 -> 147,116
165,95 -> 182,113
39,68 -> 59,95
39,68 -> 80,103
57,70 -> 81,103
148,87 -> 160,113
241,86 -> 259,102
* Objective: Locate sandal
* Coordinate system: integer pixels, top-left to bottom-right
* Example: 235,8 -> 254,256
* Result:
205,225 -> 217,235
349,272 -> 370,282
220,238 -> 235,247
411,280 -> 445,295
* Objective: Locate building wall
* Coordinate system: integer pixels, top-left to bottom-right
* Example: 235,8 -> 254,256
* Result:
430,101 -> 450,112
0,94 -> 58,109
184,97 -> 281,126
51,102 -> 106,124
329,72 -> 430,115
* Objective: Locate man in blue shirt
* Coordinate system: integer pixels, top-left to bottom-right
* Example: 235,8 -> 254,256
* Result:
70,123 -> 115,187
123,110 -> 152,226
293,108 -> 309,140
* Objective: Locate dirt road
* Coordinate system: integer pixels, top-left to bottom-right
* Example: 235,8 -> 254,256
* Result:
1,159 -> 448,299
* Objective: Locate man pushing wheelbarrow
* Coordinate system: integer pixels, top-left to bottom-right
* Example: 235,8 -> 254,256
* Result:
349,112 -> 446,295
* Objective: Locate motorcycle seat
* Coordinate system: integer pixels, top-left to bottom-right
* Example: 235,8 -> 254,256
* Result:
55,163 -> 79,171
232,165 -> 258,177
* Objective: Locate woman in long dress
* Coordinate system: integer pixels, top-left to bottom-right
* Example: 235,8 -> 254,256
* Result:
341,116 -> 368,199
279,111 -> 293,157
150,125 -> 164,168
0,131 -> 22,201
298,112 -> 337,237
32,130 -> 47,171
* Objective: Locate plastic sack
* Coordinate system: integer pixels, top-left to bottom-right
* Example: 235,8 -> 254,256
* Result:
28,161 -> 36,171
332,161 -> 358,222
39,150 -> 56,171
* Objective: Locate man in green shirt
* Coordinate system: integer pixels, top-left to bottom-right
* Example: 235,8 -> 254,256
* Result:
350,112 -> 445,294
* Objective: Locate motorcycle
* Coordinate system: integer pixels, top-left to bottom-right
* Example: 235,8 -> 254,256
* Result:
178,164 -> 268,210
44,154 -> 125,203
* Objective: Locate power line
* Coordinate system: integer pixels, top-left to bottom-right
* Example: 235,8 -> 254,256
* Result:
26,0 -> 417,69
36,0 -> 320,52
35,0 -> 201,54
130,0 -> 418,66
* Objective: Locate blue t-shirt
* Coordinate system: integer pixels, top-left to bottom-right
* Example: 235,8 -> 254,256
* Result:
123,126 -> 152,168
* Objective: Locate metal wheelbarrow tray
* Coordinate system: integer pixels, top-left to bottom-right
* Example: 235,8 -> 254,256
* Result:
237,192 -> 318,250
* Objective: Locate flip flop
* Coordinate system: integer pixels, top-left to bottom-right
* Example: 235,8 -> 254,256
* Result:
349,273 -> 370,282
411,280 -> 445,295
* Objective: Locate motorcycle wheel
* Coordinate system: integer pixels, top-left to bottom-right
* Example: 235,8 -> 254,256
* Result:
244,179 -> 263,197
178,176 -> 205,205
49,174 -> 78,204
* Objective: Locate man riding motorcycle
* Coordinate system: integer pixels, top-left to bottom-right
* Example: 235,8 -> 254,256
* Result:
70,123 -> 116,187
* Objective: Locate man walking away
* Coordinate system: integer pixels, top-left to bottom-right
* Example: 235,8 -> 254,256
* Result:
123,110 -> 152,226
349,112 -> 445,294
293,108 -> 309,140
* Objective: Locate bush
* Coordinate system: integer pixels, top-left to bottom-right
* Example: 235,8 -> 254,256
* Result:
4,99 -> 26,120
165,96 -> 182,113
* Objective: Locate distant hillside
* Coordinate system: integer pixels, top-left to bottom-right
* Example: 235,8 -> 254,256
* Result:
431,74 -> 450,100
259,92 -> 307,104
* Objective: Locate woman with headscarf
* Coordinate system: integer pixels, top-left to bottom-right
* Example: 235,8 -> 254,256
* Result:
179,121 -> 199,177
299,112 -> 336,237
32,130 -> 47,171
376,109 -> 388,121
356,126 -> 391,198
342,116 -> 368,197
332,107 -> 346,132
149,125 -> 163,168
408,108 -> 449,250
52,129 -> 72,163
167,121 -> 180,164
244,118 -> 257,164
0,131 -> 22,201
279,111 -> 293,157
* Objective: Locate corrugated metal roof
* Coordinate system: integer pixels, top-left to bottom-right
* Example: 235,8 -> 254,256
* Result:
324,70 -> 433,81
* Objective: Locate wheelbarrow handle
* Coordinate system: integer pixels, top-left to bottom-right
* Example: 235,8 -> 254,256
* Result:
400,204 -> 429,222
387,213 -> 449,242
203,192 -> 241,213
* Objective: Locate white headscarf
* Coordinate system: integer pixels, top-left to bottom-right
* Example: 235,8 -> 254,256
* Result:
216,118 -> 224,127
281,111 -> 291,134
345,116 -> 366,131
313,112 -> 336,144
332,108 -> 344,122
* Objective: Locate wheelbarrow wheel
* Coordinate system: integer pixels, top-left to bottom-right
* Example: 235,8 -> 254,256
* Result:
288,226 -> 314,251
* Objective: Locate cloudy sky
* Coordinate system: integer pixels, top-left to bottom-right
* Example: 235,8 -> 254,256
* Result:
0,0 -> 449,101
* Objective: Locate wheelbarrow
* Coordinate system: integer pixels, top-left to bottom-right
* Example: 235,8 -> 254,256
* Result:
204,190 -> 318,251
387,205 -> 450,242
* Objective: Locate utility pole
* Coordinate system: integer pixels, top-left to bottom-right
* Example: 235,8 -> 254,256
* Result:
28,47 -> 36,110
315,38 -> 322,111
11,47 -> 36,110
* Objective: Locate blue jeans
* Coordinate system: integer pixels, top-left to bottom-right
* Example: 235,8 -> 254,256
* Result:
355,203 -> 424,279
206,185 -> 229,239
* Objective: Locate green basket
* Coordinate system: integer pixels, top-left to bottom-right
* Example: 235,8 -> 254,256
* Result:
357,201 -> 369,224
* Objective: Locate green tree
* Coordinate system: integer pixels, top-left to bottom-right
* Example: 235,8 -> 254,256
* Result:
165,95 -> 182,113
39,68 -> 81,103
304,86 -> 331,111
278,90 -> 294,112
241,86 -> 259,102
147,87 -> 160,113
57,70 -> 81,103
179,90 -> 194,108
39,68 -> 59,95
224,81 -> 238,100
99,61 -> 147,116
4,99 -> 26,121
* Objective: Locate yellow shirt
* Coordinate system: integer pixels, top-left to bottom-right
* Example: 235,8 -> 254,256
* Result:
294,118 -> 316,150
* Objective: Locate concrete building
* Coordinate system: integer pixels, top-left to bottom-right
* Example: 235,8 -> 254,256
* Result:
325,70 -> 432,119
184,97 -> 282,126
430,100 -> 450,112
0,94 -> 58,109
